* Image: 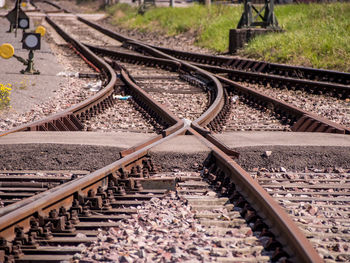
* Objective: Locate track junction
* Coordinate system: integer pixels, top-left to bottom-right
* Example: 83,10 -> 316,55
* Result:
0,1 -> 349,262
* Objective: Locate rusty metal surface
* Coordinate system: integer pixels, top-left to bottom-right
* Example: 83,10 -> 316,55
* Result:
79,18 -> 349,135
0,10 -> 327,263
0,18 -> 183,138
0,126 -> 186,242
195,63 -> 350,99
187,127 -> 323,263
122,40 -> 225,128
0,17 -> 117,137
217,75 -> 350,134
151,45 -> 350,86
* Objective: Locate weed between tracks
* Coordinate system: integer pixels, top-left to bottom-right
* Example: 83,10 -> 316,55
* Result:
105,2 -> 350,71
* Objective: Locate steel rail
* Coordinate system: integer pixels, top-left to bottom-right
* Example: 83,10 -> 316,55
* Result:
87,41 -> 239,157
0,17 -> 183,138
76,17 -> 223,124
76,18 -> 239,155
75,18 -> 350,134
85,44 -> 182,73
122,41 -> 350,134
0,11 -> 325,262
29,0 -> 64,13
75,16 -> 335,89
0,127 -> 322,262
0,125 -> 187,242
187,127 -> 323,263
86,42 -> 222,127
87,43 -> 231,156
194,62 -> 350,98
150,45 -> 350,86
121,40 -> 225,127
0,63 -> 185,217
0,17 -> 116,136
118,42 -> 240,157
77,16 -> 132,43
109,60 -> 184,157
42,0 -> 69,13
217,75 -> 350,134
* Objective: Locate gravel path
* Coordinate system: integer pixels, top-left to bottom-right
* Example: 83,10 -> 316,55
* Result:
0,144 -> 122,171
235,146 -> 350,172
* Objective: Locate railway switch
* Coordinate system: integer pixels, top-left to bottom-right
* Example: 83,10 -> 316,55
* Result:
22,32 -> 41,50
0,43 -> 15,59
0,26 -> 46,74
5,0 -> 30,34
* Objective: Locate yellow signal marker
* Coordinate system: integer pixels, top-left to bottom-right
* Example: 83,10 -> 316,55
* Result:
0,44 -> 15,59
21,2 -> 27,7
35,26 -> 46,37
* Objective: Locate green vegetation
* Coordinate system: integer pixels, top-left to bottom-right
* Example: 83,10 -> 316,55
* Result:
106,3 -> 350,71
0,83 -> 11,110
106,3 -> 242,52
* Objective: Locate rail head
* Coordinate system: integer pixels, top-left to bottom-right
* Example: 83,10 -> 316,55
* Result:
187,127 -> 323,263
0,126 -> 187,240
123,40 -> 225,128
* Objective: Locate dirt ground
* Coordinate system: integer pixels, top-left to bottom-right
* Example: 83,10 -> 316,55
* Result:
235,146 -> 350,172
0,144 -> 122,171
0,144 -> 349,172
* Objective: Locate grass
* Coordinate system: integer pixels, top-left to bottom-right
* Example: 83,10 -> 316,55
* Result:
105,2 -> 350,71
106,4 -> 242,42
242,3 -> 350,71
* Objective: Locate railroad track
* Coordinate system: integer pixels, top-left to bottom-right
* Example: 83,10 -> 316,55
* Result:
30,0 -> 67,13
76,17 -> 350,134
151,45 -> 350,87
1,3 -> 349,262
0,171 -> 88,208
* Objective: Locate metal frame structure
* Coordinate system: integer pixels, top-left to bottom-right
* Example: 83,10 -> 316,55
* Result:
237,0 -> 280,29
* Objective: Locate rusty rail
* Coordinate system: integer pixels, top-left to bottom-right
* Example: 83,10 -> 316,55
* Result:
194,63 -> 350,99
0,18 -> 182,138
88,41 -> 239,157
187,127 -> 323,263
151,45 -> 350,86
0,126 -> 186,242
218,75 -> 350,134
77,17 -> 350,135
42,0 -> 69,13
0,126 -> 322,262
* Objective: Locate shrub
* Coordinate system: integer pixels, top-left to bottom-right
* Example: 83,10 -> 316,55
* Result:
0,83 -> 11,110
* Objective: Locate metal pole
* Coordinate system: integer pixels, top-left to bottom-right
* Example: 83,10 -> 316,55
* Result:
15,0 -> 19,37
